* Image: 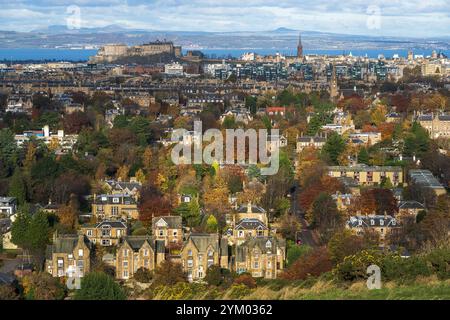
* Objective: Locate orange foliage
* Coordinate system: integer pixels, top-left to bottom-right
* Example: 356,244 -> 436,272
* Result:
281,247 -> 333,280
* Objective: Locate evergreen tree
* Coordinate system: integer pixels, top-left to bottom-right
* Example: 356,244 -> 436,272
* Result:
358,147 -> 370,165
11,210 -> 31,249
8,166 -> 27,205
74,272 -> 126,300
321,132 -> 346,165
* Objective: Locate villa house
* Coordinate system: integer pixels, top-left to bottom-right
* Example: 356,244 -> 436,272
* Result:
235,237 -> 286,279
92,194 -> 139,220
45,233 -> 91,278
231,219 -> 269,246
346,215 -> 400,247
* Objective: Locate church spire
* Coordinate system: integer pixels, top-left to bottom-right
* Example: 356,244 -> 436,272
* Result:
297,32 -> 303,58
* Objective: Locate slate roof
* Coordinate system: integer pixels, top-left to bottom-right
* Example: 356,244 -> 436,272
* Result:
235,219 -> 268,230
0,197 -> 16,204
93,194 -> 136,205
347,215 -> 399,228
185,233 -> 226,253
122,236 -> 155,251
297,136 -> 326,143
45,234 -> 90,259
152,216 -> 182,229
81,220 -> 127,229
329,165 -> 402,172
409,169 -> 444,189
236,236 -> 285,263
0,273 -> 15,285
236,204 -> 266,214
104,180 -> 142,192
399,200 -> 425,210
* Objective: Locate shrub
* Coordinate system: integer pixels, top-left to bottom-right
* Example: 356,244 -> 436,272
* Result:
0,285 -> 19,300
152,282 -> 208,300
233,274 -> 257,289
204,265 -> 234,288
382,255 -> 431,282
327,230 -> 371,264
74,272 -> 126,300
227,284 -> 253,299
22,272 -> 66,300
134,267 -> 153,283
286,242 -> 312,266
282,247 -> 333,280
424,247 -> 450,279
132,227 -> 148,236
332,249 -> 384,282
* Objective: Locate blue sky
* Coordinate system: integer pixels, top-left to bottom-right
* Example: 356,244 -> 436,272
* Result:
0,0 -> 448,37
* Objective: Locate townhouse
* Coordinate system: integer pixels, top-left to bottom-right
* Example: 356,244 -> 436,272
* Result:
80,220 -> 128,246
116,236 -> 165,280
328,165 -> 403,186
179,233 -> 229,282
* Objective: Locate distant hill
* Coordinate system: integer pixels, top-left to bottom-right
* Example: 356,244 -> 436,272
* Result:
0,25 -> 448,51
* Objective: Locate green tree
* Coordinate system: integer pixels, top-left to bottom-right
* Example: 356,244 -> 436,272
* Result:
245,96 -> 257,114
358,148 -> 370,165
74,272 -> 126,300
8,166 -> 27,205
205,215 -> 219,233
0,128 -> 17,177
321,132 -> 346,165
11,209 -> 50,265
11,210 -> 31,249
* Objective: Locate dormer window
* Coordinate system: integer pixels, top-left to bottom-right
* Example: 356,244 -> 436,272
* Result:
112,197 -> 119,203
265,240 -> 272,248
380,219 -> 384,226
370,219 -> 375,225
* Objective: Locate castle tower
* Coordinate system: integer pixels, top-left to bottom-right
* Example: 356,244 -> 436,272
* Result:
297,33 -> 303,58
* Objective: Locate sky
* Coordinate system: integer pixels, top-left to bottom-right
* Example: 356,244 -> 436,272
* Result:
0,0 -> 448,38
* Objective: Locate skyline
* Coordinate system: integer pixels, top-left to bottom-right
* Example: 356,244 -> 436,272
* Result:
0,1 -> 448,38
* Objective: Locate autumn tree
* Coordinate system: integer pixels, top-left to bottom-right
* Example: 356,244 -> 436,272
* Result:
22,272 -> 66,300
152,260 -> 186,286
56,205 -> 77,232
279,213 -> 301,241
327,229 -> 376,264
138,186 -> 172,226
63,111 -> 91,134
281,247 -> 333,280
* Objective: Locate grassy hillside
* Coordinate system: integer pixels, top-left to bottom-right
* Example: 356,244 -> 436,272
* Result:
136,276 -> 450,300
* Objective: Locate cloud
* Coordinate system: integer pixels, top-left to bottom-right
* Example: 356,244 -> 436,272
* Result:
0,0 -> 448,37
